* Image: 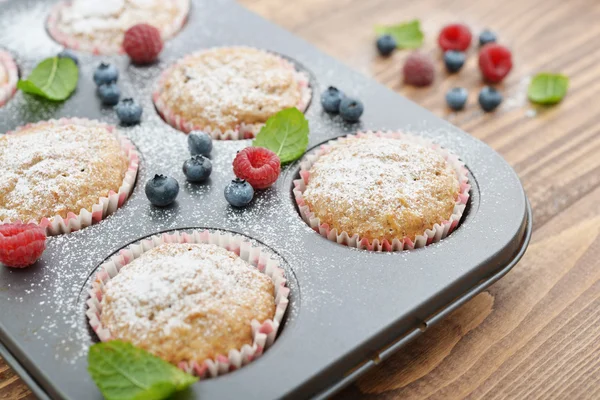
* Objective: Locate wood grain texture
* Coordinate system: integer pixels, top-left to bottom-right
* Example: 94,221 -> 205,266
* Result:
2,0 -> 600,399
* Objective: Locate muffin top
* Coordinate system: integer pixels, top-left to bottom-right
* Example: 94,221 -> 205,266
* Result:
100,243 -> 276,365
50,0 -> 189,51
302,137 -> 460,242
156,47 -> 306,132
0,122 -> 128,222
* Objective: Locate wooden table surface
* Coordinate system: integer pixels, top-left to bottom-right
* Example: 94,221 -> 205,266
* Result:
3,0 -> 600,399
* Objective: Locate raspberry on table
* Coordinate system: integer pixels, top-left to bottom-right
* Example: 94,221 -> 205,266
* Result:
233,147 -> 281,190
479,43 -> 512,83
438,24 -> 472,52
0,223 -> 46,268
403,52 -> 435,87
123,24 -> 164,64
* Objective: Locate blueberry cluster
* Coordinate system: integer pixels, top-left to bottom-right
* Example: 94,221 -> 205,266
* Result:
320,86 -> 364,122
92,62 -> 144,124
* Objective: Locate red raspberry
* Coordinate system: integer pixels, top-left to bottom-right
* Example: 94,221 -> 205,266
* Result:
403,52 -> 435,87
123,24 -> 164,64
479,43 -> 513,83
233,147 -> 281,190
0,223 -> 46,268
438,24 -> 472,52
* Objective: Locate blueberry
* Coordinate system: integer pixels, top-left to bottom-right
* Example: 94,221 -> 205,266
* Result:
187,131 -> 213,156
339,97 -> 364,123
376,34 -> 396,56
320,86 -> 345,113
224,178 -> 254,207
444,50 -> 466,73
116,98 -> 143,124
478,86 -> 503,112
446,87 -> 468,111
145,174 -> 179,207
183,155 -> 212,183
479,29 -> 497,47
93,62 -> 119,86
57,49 -> 78,65
97,82 -> 121,106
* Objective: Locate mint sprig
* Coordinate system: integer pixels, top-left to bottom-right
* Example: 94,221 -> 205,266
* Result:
253,107 -> 309,164
88,340 -> 197,400
527,73 -> 569,105
17,56 -> 78,101
375,20 -> 424,49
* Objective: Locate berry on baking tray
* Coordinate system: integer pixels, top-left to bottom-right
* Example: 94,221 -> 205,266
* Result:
187,131 -> 213,156
444,50 -> 465,73
446,87 -> 468,111
321,86 -> 345,113
339,97 -> 364,122
438,23 -> 472,52
183,155 -> 212,183
0,223 -> 46,268
403,52 -> 435,87
116,98 -> 143,125
478,86 -> 503,112
233,147 -> 280,190
376,34 -> 397,56
479,43 -> 512,83
479,29 -> 497,46
224,178 -> 254,207
123,24 -> 164,65
97,82 -> 121,106
93,62 -> 119,86
145,174 -> 180,207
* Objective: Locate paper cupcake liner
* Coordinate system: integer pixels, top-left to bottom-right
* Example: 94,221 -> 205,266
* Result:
153,46 -> 312,140
2,118 -> 139,236
86,229 -> 290,378
46,0 -> 191,55
293,131 -> 471,251
0,49 -> 18,107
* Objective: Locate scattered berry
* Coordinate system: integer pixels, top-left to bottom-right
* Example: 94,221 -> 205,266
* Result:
478,86 -> 503,112
123,23 -> 164,64
479,29 -> 497,46
444,50 -> 466,73
224,178 -> 254,208
93,62 -> 118,86
145,174 -> 179,206
438,24 -> 472,52
116,98 -> 143,124
58,49 -> 78,65
446,87 -> 468,111
187,131 -> 213,156
183,155 -> 212,183
339,97 -> 364,122
321,86 -> 345,113
0,223 -> 46,268
97,82 -> 121,106
479,43 -> 512,83
376,34 -> 397,56
233,147 -> 280,190
403,52 -> 435,87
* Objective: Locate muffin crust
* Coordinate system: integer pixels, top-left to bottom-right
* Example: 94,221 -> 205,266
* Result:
0,122 -> 128,222
302,137 -> 460,242
100,243 -> 276,365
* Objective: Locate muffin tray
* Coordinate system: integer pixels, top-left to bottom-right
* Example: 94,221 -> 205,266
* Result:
0,0 -> 531,399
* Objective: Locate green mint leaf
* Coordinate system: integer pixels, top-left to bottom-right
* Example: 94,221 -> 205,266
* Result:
17,56 -> 78,101
527,73 -> 569,105
253,107 -> 309,164
375,20 -> 424,49
88,340 -> 197,400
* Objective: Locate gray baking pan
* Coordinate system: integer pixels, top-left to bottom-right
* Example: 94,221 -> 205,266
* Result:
0,0 -> 532,399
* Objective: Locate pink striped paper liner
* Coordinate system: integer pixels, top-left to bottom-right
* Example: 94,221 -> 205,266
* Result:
86,229 -> 290,378
2,118 -> 139,236
153,46 -> 312,140
0,49 -> 18,107
293,131 -> 471,252
46,0 -> 190,55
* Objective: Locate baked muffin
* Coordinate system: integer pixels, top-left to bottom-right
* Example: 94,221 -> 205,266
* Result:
99,242 -> 276,365
47,0 -> 190,54
0,50 -> 18,107
153,46 -> 311,139
0,120 -> 129,224
300,135 -> 464,245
